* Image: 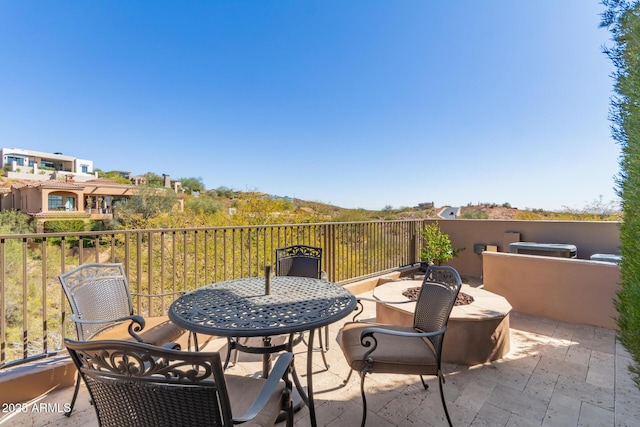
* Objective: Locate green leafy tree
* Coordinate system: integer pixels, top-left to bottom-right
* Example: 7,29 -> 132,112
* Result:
184,193 -> 222,215
179,177 -> 205,194
602,0 -> 640,387
143,172 -> 165,187
115,186 -> 180,229
0,210 -> 34,234
214,186 -> 237,198
95,169 -> 132,184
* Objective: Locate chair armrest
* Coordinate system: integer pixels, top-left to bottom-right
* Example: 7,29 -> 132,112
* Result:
70,314 -> 146,342
359,326 -> 448,360
161,342 -> 181,350
233,352 -> 294,423
360,326 -> 447,341
358,295 -> 414,305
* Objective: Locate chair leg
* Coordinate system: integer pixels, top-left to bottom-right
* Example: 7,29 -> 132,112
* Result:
232,337 -> 249,365
438,371 -> 453,427
343,368 -> 355,385
223,337 -> 235,370
188,331 -> 199,351
420,375 -> 430,390
316,329 -> 330,370
302,329 -> 330,370
359,371 -> 368,427
324,325 -> 330,350
64,372 -> 81,417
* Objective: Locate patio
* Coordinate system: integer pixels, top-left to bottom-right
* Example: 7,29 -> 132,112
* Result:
2,292 -> 639,427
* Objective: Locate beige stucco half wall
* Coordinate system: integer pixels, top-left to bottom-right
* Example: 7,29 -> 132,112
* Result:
483,252 -> 620,329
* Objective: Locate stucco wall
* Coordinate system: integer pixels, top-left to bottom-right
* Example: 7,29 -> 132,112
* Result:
482,252 -> 620,329
429,219 -> 620,279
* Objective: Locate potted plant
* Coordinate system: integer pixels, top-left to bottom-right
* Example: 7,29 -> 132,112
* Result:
420,222 -> 464,270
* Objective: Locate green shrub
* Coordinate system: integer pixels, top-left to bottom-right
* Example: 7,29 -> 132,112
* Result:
43,220 -> 86,233
0,210 -> 35,234
460,210 -> 489,219
185,195 -> 222,215
420,222 -> 464,266
602,0 -> 640,388
43,220 -> 86,247
89,219 -> 118,231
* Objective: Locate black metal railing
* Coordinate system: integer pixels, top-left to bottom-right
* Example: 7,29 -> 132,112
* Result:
0,220 -> 425,368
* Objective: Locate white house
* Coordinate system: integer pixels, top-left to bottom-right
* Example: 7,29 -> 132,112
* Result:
1,147 -> 95,181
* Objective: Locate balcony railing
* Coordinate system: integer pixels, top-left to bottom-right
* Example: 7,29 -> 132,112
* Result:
0,220 -> 426,369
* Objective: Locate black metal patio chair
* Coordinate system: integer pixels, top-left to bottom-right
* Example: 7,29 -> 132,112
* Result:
65,338 -> 294,427
339,265 -> 462,427
276,245 -> 331,366
59,263 -> 187,416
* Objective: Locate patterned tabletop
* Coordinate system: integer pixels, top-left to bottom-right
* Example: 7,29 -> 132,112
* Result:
169,276 -> 357,337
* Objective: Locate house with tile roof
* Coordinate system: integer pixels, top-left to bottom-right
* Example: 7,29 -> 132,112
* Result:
0,175 -> 139,231
1,148 -> 184,231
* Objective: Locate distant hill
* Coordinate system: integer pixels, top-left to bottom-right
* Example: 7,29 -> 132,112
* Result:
0,176 -> 619,222
458,204 -> 520,220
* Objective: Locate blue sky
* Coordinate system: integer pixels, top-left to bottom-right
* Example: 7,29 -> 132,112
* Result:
0,1 -> 620,211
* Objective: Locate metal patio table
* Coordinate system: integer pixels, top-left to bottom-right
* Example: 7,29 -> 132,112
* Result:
168,275 -> 357,427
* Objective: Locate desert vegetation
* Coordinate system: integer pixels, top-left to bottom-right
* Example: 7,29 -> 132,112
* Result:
0,174 -> 623,368
602,0 -> 640,387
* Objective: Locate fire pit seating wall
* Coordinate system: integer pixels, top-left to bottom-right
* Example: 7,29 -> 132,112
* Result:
373,279 -> 512,366
482,252 -> 620,329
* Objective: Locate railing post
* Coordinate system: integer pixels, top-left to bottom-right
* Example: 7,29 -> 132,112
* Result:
148,230 -> 153,317
324,223 -> 335,282
410,220 -> 418,265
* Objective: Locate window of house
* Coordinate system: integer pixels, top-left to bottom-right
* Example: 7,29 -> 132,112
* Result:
48,195 -> 64,210
7,156 -> 24,166
81,164 -> 89,173
48,195 -> 76,211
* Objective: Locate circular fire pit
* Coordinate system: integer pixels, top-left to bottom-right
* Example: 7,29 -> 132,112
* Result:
374,280 -> 512,365
402,287 -> 475,306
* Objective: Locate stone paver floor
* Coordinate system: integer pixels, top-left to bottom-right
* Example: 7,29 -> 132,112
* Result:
2,294 -> 639,426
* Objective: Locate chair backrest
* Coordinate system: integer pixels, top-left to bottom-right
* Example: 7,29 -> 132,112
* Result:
59,263 -> 134,340
275,245 -> 322,279
423,265 -> 462,288
64,338 -> 232,427
413,266 -> 462,355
